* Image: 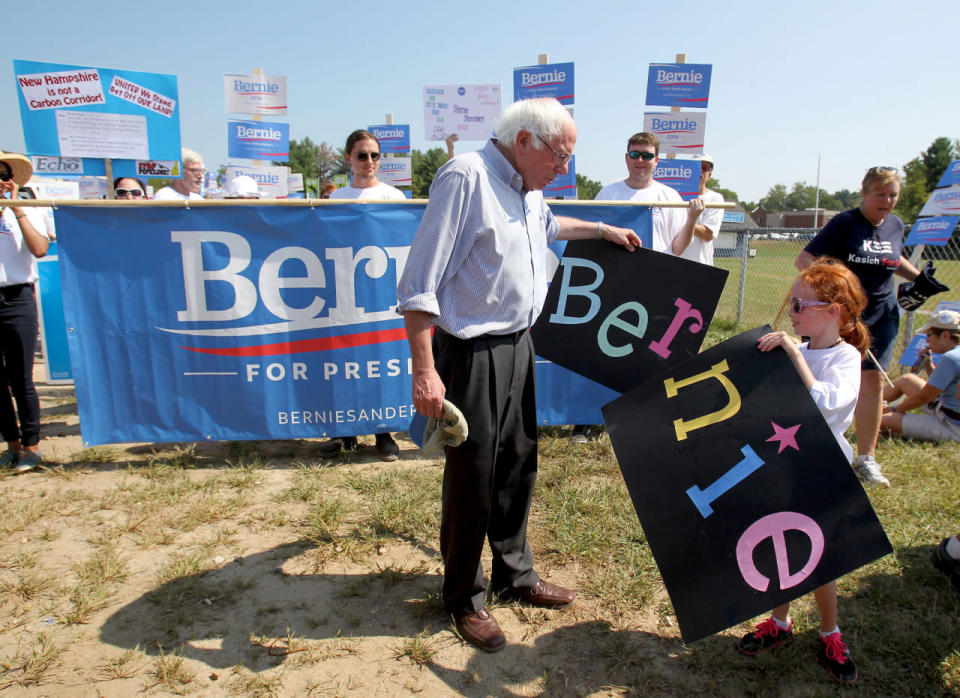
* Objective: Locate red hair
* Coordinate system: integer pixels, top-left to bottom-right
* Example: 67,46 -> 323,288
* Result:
799,258 -> 870,356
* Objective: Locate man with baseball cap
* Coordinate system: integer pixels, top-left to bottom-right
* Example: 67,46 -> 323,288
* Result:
0,151 -> 50,473
881,309 -> 960,443
681,153 -> 725,266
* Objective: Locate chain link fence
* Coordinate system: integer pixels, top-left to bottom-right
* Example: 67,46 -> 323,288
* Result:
712,226 -> 960,378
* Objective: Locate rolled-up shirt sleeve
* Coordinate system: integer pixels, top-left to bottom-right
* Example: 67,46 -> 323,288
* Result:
396,167 -> 472,318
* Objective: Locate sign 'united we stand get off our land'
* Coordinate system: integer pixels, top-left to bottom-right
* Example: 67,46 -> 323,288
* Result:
532,240 -> 893,643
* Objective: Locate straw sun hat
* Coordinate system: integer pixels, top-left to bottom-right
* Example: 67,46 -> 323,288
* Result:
0,151 -> 33,187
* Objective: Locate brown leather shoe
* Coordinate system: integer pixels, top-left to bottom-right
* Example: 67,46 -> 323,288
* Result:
452,609 -> 505,652
507,579 -> 575,607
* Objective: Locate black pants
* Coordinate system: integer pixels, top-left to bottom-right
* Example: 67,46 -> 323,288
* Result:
0,284 -> 40,447
434,328 -> 540,614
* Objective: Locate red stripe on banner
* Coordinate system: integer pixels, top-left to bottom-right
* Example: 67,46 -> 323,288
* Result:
181,327 -> 408,357
678,97 -> 709,103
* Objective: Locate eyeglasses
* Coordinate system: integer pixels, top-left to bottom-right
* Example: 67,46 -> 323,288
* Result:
536,134 -> 573,166
789,297 -> 831,314
867,166 -> 897,175
627,150 -> 657,161
115,188 -> 145,198
0,170 -> 11,182
356,151 -> 381,162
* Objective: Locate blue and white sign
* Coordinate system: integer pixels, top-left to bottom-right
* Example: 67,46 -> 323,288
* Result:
904,216 -> 959,246
368,124 -> 410,154
224,73 -> 287,115
936,160 -> 960,189
722,210 -> 745,224
919,186 -> 960,217
513,62 -> 574,105
227,119 -> 290,160
645,63 -> 712,108
37,243 -> 72,383
14,59 -> 180,161
544,155 -> 576,199
377,157 -> 412,187
643,112 -> 706,155
653,158 -> 700,200
225,165 -> 289,198
54,203 -> 652,445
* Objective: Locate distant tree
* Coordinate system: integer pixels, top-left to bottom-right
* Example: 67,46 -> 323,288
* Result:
706,177 -> 739,203
760,181 -> 841,211
833,188 -> 859,209
411,147 -> 448,198
277,137 -> 344,189
895,136 -> 958,224
759,183 -> 789,211
576,173 -> 602,200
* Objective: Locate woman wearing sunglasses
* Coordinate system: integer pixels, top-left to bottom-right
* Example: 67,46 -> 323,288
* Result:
112,177 -> 149,200
0,151 -> 50,474
325,129 -> 405,462
795,166 -> 924,487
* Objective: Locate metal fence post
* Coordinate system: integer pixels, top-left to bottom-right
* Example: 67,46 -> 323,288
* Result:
737,230 -> 749,325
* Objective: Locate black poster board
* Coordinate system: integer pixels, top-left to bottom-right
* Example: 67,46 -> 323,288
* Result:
602,327 -> 893,643
531,243 -> 727,394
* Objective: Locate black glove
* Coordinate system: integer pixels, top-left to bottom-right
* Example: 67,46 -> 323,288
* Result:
897,261 -> 950,311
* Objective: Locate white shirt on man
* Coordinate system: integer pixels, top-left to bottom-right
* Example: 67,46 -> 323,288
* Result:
680,189 -> 725,266
329,182 -> 405,200
595,179 -> 686,254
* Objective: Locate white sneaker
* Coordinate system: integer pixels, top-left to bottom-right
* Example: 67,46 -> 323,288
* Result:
853,455 -> 890,487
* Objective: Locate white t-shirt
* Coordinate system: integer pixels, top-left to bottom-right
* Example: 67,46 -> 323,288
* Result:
0,207 -> 50,286
799,341 -> 862,463
680,189 -> 725,266
153,186 -> 202,201
595,179 -> 685,254
329,182 -> 405,200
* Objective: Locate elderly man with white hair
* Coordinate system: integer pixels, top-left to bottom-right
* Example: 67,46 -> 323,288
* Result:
154,148 -> 205,201
397,98 -> 641,652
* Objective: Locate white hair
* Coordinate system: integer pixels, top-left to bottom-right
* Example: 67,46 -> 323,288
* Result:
181,147 -> 204,167
495,98 -> 573,149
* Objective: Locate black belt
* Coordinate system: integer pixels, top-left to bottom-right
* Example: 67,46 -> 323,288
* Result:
435,327 -> 528,343
940,405 -> 960,421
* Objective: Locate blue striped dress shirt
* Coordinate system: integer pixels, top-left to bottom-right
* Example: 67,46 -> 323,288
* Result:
397,140 -> 559,339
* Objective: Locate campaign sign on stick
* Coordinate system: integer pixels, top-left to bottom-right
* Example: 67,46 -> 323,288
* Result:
227,120 -> 290,160
531,241 -> 727,394
14,59 -> 180,161
936,160 -> 960,189
513,62 -> 574,105
645,63 -> 712,108
544,155 -> 576,199
653,159 -> 700,199
643,112 -> 706,155
603,327 -> 892,643
368,124 -> 410,154
224,165 -> 288,198
423,84 -> 501,141
919,186 -> 960,217
904,216 -> 959,246
224,73 -> 287,115
377,157 -> 412,187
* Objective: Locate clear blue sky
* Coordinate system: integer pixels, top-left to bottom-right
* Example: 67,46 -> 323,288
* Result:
3,0 -> 957,203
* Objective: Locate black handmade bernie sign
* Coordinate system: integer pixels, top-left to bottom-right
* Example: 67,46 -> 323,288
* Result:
531,243 -> 728,394
602,326 -> 893,643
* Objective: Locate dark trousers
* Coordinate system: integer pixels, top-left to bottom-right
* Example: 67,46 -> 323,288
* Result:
0,284 -> 40,447
434,329 -> 540,614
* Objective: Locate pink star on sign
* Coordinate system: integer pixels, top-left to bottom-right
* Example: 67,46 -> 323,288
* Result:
767,421 -> 801,454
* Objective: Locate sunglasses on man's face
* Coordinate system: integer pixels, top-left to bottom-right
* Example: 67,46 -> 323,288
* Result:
356,151 -> 381,162
115,188 -> 145,198
627,150 -> 656,161
0,169 -> 11,182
